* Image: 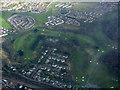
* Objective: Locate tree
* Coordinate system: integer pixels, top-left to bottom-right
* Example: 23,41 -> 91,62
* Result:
18,50 -> 24,56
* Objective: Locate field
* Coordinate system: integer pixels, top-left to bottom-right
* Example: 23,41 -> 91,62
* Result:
1,11 -> 13,29
2,2 -> 119,88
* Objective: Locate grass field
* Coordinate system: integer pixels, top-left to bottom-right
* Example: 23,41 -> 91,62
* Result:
70,40 -> 118,88
70,28 -> 118,88
14,31 -> 42,60
1,11 -> 13,29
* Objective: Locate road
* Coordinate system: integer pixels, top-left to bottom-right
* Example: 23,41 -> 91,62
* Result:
2,67 -> 56,88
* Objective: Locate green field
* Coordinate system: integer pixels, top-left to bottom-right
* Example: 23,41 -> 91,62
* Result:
1,11 -> 13,29
14,32 -> 41,59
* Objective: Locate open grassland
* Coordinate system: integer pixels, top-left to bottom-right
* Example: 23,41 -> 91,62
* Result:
71,45 -> 118,87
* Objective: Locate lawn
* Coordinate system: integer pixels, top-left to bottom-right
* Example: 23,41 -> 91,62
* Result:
1,12 -> 13,29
